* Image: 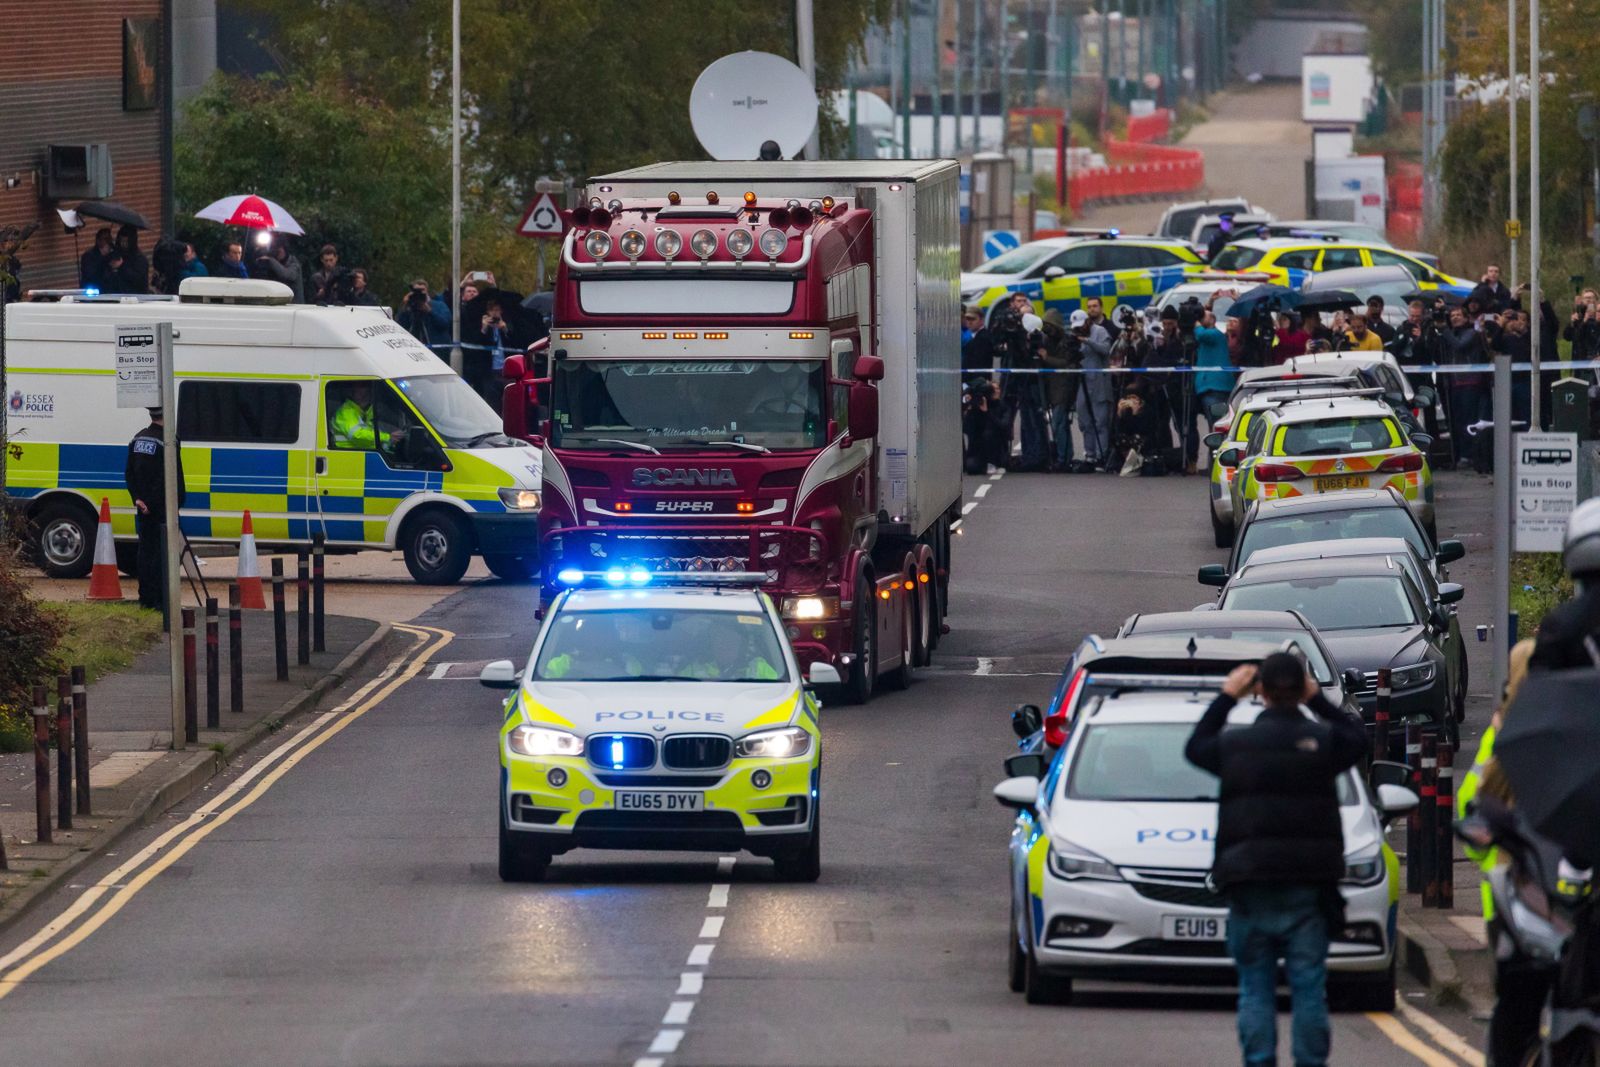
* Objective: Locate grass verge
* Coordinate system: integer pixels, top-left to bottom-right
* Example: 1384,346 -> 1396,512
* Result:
1511,552 -> 1572,641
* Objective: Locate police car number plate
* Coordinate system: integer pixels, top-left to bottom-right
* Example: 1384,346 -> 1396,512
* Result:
1315,474 -> 1367,492
1163,915 -> 1227,941
614,791 -> 704,812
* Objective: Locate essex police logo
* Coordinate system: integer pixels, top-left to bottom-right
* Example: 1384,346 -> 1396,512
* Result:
7,390 -> 21,412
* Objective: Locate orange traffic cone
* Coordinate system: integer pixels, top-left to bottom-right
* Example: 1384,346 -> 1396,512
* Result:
237,510 -> 266,609
87,497 -> 124,601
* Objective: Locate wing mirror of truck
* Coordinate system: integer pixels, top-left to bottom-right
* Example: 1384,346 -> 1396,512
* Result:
1197,563 -> 1229,587
846,382 -> 879,441
853,354 -> 885,382
502,353 -> 526,381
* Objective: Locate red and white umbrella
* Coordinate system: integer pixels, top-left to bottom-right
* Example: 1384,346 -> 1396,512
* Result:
193,194 -> 305,235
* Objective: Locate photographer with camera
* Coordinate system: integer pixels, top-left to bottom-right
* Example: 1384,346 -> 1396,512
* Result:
250,236 -> 305,303
348,268 -> 380,307
1144,307 -> 1193,473
1564,287 -> 1600,364
397,278 -> 452,352
992,304 -> 1051,471
1069,308 -> 1115,471
961,307 -> 1007,474
1038,309 -> 1080,472
311,244 -> 345,304
1442,304 -> 1491,472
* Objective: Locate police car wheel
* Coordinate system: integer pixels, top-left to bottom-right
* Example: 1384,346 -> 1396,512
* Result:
498,811 -> 550,883
483,554 -> 536,583
1454,649 -> 1468,723
1007,897 -> 1027,992
1329,963 -> 1395,1013
1023,930 -> 1073,1005
771,805 -> 821,883
1211,509 -> 1234,549
33,500 -> 96,578
401,509 -> 473,585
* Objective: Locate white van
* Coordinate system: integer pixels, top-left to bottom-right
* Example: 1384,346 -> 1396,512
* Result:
6,278 -> 541,584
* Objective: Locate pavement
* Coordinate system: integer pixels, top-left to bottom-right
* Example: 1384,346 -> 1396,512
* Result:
0,467 -> 1502,1066
1074,81 -> 1313,233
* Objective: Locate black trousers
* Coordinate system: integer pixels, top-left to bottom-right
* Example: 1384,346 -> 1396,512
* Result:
1489,953 -> 1555,1067
135,513 -> 165,609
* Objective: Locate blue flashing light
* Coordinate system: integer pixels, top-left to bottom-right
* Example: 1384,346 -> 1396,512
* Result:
84,287 -> 100,297
603,567 -> 627,586
556,567 -> 585,586
611,738 -> 625,769
1107,228 -> 1121,237
627,568 -> 651,586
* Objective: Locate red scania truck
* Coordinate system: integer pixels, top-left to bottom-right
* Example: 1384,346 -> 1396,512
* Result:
501,161 -> 962,703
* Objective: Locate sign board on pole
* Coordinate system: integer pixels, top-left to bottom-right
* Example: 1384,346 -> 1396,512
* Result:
981,230 -> 1022,261
114,324 -> 164,408
1514,431 -> 1579,552
517,193 -> 567,239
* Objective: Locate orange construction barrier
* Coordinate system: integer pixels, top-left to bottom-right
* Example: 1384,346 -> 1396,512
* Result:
87,497 -> 124,601
237,510 -> 266,609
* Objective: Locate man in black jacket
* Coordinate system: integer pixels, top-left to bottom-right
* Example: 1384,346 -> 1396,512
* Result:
124,408 -> 186,610
1185,653 -> 1367,1067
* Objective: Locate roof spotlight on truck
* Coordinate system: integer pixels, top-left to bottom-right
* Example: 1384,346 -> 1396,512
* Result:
690,228 -> 717,260
726,228 -> 754,259
759,229 -> 788,258
618,230 -> 647,260
584,232 -> 612,259
655,230 -> 682,259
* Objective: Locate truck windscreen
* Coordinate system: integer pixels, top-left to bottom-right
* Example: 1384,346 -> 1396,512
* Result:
552,360 -> 827,450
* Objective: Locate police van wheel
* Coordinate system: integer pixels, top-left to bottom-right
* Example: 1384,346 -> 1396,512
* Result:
772,806 -> 821,883
498,812 -> 550,883
1023,931 -> 1074,1005
402,509 -> 473,585
33,500 -> 96,578
484,554 -> 537,583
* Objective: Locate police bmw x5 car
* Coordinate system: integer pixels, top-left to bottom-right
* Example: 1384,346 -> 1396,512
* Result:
995,688 -> 1415,1009
481,570 -> 828,883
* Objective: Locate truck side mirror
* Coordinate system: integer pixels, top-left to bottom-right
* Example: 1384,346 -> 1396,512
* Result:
847,383 -> 878,441
502,353 -> 526,381
853,354 -> 885,381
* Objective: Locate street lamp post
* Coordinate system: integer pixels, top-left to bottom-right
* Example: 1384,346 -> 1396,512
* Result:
449,0 -> 462,376
1509,0 -> 1519,288
1529,0 -> 1541,426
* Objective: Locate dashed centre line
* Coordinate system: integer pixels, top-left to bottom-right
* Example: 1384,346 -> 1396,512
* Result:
632,854 -> 735,1067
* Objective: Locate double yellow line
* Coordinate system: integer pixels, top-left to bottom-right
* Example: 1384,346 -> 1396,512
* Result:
1367,1001 -> 1486,1066
0,623 -> 454,1001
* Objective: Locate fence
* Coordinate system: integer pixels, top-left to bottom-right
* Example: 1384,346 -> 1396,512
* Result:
1058,131 -> 1206,214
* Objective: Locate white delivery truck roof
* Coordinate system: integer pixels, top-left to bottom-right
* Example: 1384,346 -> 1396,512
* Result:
586,161 -> 963,537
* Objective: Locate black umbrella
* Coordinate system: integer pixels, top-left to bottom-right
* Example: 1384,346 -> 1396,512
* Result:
1226,283 -> 1300,320
1495,667 -> 1600,863
74,200 -> 152,230
1295,289 -> 1363,313
1402,289 -> 1465,307
520,290 -> 553,317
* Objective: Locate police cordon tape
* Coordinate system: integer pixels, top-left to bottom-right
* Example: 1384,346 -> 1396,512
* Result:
967,361 -> 1600,375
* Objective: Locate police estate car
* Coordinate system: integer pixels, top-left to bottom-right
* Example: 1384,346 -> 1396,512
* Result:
995,687 -> 1416,1010
481,569 -> 828,882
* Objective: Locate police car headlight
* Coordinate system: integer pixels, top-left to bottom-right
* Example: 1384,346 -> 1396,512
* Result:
781,595 -> 838,621
507,725 -> 583,758
1047,841 -> 1123,882
1389,661 -> 1436,689
1342,843 -> 1385,887
498,488 -> 541,511
735,726 -> 812,760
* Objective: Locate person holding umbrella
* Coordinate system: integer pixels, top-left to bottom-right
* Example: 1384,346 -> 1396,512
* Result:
80,227 -> 114,290
250,235 -> 305,302
105,224 -> 150,294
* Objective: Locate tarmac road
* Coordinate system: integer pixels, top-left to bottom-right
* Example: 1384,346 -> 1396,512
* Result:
0,469 -> 1492,1066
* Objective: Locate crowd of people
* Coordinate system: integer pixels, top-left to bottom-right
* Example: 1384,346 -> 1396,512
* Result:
961,263 -> 1583,479
72,230 -> 546,408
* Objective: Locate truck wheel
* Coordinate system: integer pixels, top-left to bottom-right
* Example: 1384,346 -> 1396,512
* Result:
883,592 -> 914,691
484,554 -> 537,583
842,576 -> 876,705
32,499 -> 96,578
499,809 -> 550,883
912,569 -> 934,667
402,509 -> 473,585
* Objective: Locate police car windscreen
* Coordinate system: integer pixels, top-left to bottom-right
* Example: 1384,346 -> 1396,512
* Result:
533,609 -> 789,683
1220,576 -> 1418,632
1279,417 -> 1396,455
968,245 -> 1055,276
552,360 -> 826,450
1239,511 -> 1427,563
1210,246 -> 1265,271
393,375 -> 509,447
1067,722 -> 1359,803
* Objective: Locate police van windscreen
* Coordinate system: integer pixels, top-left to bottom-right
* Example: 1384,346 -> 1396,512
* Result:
533,609 -> 789,683
1066,722 -> 1357,804
552,360 -> 827,450
394,375 -> 517,447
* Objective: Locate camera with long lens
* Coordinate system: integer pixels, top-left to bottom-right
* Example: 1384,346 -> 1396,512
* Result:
1176,296 -> 1205,332
406,285 -> 430,310
1116,305 -> 1138,329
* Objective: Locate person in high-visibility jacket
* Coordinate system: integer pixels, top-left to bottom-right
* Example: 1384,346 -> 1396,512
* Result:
1458,638 -> 1549,1067
332,382 -> 383,448
684,628 -> 779,681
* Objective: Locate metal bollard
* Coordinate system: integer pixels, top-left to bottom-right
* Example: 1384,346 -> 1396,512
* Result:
229,584 -> 244,714
1436,743 -> 1455,909
32,685 -> 51,844
205,597 -> 220,729
182,607 -> 198,744
296,550 -> 310,666
1372,668 -> 1391,761
71,665 -> 90,816
1420,734 -> 1439,908
55,676 -> 73,831
1405,724 -> 1422,895
312,533 -> 326,653
271,558 -> 289,681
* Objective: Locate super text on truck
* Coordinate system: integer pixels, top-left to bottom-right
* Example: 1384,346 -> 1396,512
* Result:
500,161 -> 963,703
8,278 -> 541,585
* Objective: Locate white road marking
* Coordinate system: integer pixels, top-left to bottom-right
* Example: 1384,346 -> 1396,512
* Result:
706,884 -> 729,908
974,482 -> 991,498
648,1031 -> 684,1054
428,662 -> 453,680
676,972 -> 704,996
950,519 -> 963,532
631,1060 -> 664,1067
662,1001 -> 695,1025
716,856 -> 735,874
699,916 -> 724,938
990,469 -> 1004,480
975,657 -> 994,676
686,943 -> 715,966
961,501 -> 978,515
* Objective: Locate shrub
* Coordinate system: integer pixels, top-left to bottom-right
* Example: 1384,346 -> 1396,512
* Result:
0,548 -> 64,751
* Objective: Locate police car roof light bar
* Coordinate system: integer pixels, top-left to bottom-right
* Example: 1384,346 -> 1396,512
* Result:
556,568 -> 770,589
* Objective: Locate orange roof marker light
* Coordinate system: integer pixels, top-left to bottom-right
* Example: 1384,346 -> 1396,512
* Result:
705,191 -> 720,205
743,191 -> 758,206
667,191 -> 682,205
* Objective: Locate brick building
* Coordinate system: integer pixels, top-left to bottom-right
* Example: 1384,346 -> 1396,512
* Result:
0,1 -> 170,292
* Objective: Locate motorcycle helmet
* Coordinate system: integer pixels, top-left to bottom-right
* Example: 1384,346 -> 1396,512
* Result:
1562,497 -> 1600,588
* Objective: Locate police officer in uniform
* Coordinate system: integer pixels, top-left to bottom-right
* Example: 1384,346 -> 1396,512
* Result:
1531,498 -> 1600,669
124,408 -> 185,610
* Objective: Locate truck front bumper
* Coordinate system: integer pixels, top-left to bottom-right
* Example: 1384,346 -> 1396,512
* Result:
471,511 -> 541,557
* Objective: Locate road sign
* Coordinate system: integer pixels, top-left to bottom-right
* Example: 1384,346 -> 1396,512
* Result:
982,229 -> 1021,261
114,323 -> 164,408
1514,431 -> 1578,552
1505,219 -> 1522,239
517,193 -> 566,239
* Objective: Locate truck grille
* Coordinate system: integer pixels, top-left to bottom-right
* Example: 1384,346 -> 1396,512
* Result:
662,735 -> 731,770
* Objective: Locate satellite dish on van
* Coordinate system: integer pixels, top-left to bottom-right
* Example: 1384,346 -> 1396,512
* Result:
690,51 -> 819,161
